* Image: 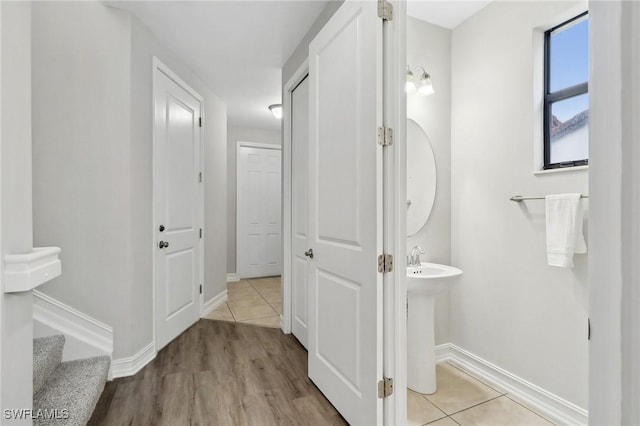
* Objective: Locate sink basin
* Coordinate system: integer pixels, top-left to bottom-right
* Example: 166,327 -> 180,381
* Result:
407,262 -> 462,394
407,262 -> 463,295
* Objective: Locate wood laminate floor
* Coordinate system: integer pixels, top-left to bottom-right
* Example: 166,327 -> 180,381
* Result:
88,320 -> 347,426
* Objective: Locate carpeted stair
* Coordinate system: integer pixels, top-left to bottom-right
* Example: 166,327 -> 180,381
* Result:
32,335 -> 110,426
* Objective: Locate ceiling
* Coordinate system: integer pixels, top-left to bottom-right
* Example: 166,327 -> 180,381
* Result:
110,1 -> 489,132
407,1 -> 492,29
110,1 -> 328,131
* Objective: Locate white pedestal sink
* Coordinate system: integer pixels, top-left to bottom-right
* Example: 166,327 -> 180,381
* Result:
407,262 -> 462,394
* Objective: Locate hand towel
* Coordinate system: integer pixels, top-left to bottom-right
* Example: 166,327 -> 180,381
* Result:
545,193 -> 587,268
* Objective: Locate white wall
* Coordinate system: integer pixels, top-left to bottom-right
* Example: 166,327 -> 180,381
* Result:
32,2 -> 134,359
32,2 -> 227,359
1,2 -> 34,418
450,0 -> 588,410
407,17 -> 451,345
226,126 -> 280,274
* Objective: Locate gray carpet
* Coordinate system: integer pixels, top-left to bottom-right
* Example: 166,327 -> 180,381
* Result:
33,343 -> 110,426
33,335 -> 65,396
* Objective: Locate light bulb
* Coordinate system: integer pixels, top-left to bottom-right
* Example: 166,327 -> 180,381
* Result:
406,66 -> 417,94
268,104 -> 283,119
417,75 -> 434,96
406,80 -> 417,94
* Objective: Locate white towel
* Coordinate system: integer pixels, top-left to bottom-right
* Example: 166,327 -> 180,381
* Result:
545,193 -> 587,268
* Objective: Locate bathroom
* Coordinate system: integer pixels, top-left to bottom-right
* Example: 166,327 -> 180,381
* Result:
405,1 -> 588,424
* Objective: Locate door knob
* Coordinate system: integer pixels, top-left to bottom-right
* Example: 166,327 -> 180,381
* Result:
159,241 -> 169,249
159,224 -> 165,232
304,248 -> 314,259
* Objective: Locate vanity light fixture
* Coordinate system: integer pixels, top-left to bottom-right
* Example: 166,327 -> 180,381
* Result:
268,104 -> 283,119
406,65 -> 434,96
405,66 -> 417,94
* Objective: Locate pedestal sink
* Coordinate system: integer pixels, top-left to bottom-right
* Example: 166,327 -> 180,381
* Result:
407,262 -> 462,394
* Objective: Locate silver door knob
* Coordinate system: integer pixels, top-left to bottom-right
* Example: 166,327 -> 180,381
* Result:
304,248 -> 314,259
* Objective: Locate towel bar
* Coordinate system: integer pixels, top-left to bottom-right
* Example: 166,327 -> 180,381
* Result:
510,194 -> 589,202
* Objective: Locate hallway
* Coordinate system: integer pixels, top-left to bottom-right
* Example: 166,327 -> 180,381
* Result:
205,277 -> 282,328
88,320 -> 345,425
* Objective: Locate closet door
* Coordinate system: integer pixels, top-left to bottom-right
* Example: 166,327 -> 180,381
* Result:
291,75 -> 309,348
237,144 -> 282,279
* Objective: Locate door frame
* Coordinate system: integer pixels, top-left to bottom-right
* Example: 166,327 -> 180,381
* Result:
382,1 -> 407,424
280,0 -> 407,422
151,57 -> 205,352
235,140 -> 282,280
282,59 -> 309,334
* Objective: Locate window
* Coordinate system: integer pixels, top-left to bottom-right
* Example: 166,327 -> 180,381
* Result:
544,12 -> 589,169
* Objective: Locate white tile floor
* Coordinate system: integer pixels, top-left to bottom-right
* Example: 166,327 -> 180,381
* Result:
204,276 -> 281,328
408,363 -> 556,425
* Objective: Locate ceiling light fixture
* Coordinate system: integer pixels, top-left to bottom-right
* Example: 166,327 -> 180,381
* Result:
268,104 -> 283,119
406,65 -> 434,96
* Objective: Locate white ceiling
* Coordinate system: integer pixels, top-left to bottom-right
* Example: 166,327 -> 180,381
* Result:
110,1 -> 328,131
110,1 -> 489,132
407,1 -> 492,29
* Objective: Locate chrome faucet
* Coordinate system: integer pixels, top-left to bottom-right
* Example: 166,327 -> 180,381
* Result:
408,246 -> 425,266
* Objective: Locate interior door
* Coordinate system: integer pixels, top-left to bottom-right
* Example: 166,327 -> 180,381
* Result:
237,145 -> 282,279
307,1 -> 384,424
291,75 -> 310,348
153,63 -> 202,350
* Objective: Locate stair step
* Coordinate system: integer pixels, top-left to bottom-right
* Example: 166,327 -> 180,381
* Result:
33,335 -> 65,396
34,355 -> 111,426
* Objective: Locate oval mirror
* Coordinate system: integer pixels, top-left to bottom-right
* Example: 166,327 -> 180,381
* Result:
407,119 -> 437,236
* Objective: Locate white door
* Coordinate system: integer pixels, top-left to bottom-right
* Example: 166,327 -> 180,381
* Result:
291,75 -> 310,348
308,1 -> 384,425
237,144 -> 282,279
153,60 -> 202,350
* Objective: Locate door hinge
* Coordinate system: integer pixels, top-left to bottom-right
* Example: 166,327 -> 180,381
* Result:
378,254 -> 393,273
378,377 -> 394,398
200,284 -> 203,294
199,228 -> 202,239
199,117 -> 202,127
199,172 -> 203,183
377,126 -> 393,146
377,0 -> 393,21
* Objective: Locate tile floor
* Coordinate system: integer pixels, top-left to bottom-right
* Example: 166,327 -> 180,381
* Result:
207,279 -> 555,425
204,276 -> 281,328
408,363 -> 556,426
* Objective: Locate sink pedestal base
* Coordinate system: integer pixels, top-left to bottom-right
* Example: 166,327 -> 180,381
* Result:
407,294 -> 437,394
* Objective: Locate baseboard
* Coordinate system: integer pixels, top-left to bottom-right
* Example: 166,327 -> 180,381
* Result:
33,290 -> 113,360
435,343 -> 451,364
435,343 -> 587,426
111,342 -> 156,379
226,273 -> 240,282
201,289 -> 228,317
